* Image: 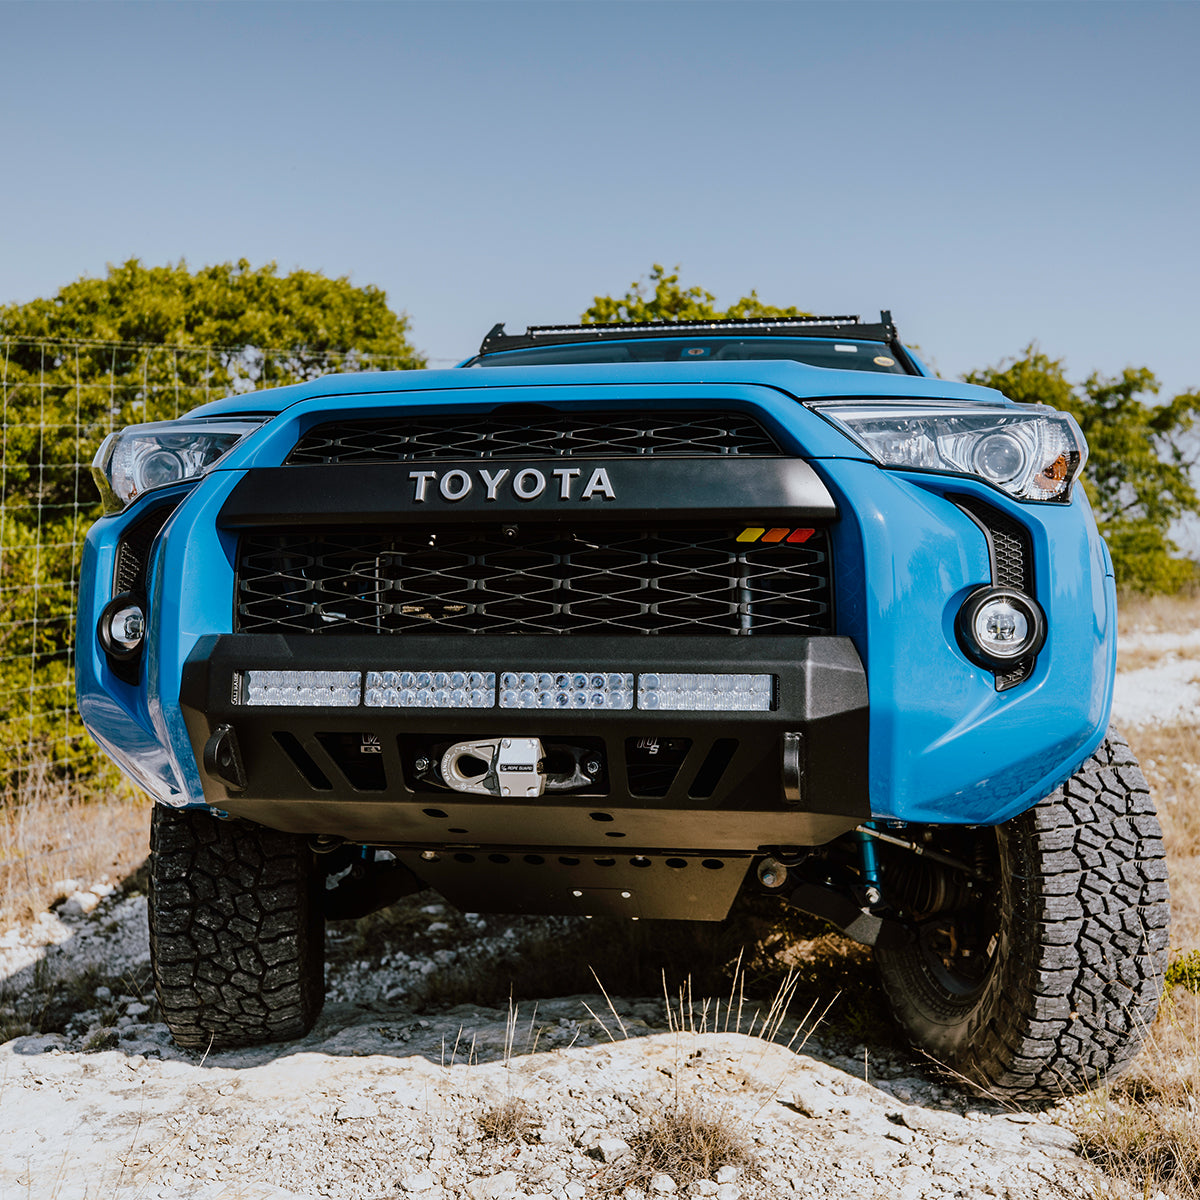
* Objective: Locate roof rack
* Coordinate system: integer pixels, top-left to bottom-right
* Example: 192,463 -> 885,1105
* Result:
478,310 -> 899,356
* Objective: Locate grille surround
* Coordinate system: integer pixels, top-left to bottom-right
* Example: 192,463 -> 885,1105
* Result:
285,411 -> 781,465
235,525 -> 832,637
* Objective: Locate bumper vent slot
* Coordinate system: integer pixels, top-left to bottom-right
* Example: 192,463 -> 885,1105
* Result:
954,495 -> 1032,592
285,411 -> 781,464
953,495 -> 1036,691
113,505 -> 175,596
235,525 -> 833,637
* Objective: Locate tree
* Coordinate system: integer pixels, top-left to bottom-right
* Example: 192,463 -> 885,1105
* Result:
583,264 -> 811,324
965,347 -> 1200,592
0,259 -> 424,792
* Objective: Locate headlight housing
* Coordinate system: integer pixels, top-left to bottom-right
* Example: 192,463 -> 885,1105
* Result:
811,401 -> 1087,502
92,418 -> 266,514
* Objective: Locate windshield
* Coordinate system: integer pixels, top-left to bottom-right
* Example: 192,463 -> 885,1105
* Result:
468,337 -> 910,373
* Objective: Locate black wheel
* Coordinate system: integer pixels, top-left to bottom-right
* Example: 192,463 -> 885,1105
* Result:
149,805 -> 325,1050
876,730 -> 1169,1100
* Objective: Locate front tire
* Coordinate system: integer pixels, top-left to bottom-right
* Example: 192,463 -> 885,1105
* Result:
876,731 -> 1169,1100
149,805 -> 325,1050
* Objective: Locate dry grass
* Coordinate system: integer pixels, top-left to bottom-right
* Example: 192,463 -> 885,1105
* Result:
605,1099 -> 756,1193
1073,990 -> 1200,1199
1117,643 -> 1200,672
0,773 -> 149,930
1069,720 -> 1200,1198
476,1096 -> 539,1143
1125,723 -> 1200,951
1118,588 -> 1200,639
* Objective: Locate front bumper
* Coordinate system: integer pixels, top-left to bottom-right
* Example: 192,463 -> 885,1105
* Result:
179,632 -> 870,850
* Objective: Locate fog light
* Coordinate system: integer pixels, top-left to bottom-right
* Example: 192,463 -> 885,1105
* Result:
956,587 -> 1045,671
974,600 -> 1028,656
98,594 -> 146,659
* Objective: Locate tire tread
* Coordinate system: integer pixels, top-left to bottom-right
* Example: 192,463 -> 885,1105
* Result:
149,806 -> 324,1050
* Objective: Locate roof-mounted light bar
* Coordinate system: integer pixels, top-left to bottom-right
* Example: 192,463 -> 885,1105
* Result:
525,316 -> 862,337
476,310 -> 899,357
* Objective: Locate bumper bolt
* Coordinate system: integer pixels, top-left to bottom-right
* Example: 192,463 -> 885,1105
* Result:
414,757 -> 431,773
757,857 -> 788,889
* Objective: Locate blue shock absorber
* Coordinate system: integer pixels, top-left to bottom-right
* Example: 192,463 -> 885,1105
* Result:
855,824 -> 881,902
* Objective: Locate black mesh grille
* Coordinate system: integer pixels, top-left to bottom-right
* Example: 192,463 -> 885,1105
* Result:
113,506 -> 174,596
955,496 -> 1032,592
953,496 -> 1036,691
984,514 -> 1030,591
286,411 -> 780,465
235,526 -> 832,637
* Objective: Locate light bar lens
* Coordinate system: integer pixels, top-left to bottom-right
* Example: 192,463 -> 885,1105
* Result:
365,670 -> 496,708
238,669 -> 776,710
638,673 -> 774,712
244,670 -> 360,707
499,671 -> 634,710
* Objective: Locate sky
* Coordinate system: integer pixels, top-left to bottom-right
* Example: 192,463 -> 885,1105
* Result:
2,0 -> 1198,396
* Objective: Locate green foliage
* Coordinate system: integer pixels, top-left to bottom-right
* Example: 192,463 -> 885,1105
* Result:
3,257 -> 422,373
1166,950 -> 1200,993
582,264 -> 810,324
0,259 -> 423,794
965,346 -> 1200,592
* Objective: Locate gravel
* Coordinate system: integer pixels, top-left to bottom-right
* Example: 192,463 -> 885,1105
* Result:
0,883 -> 1115,1200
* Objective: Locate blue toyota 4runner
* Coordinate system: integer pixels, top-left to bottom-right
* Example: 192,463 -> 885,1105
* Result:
77,314 -> 1168,1098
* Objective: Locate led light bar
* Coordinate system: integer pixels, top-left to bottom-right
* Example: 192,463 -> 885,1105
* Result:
499,671 -> 634,710
525,316 -> 860,336
238,668 -> 776,712
243,670 -> 360,707
364,670 -> 496,709
638,673 -> 774,712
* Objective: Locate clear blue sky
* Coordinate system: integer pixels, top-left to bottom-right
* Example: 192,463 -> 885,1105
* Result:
2,0 -> 1197,395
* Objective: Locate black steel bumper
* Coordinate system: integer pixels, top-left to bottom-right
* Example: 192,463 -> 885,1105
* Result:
180,633 -> 869,854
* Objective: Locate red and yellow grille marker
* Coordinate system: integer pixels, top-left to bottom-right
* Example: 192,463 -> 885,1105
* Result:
737,526 -> 816,544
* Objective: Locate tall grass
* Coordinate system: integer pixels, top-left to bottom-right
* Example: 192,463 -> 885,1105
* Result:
0,771 -> 148,928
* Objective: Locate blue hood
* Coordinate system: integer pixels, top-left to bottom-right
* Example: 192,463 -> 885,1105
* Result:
184,360 -> 1010,419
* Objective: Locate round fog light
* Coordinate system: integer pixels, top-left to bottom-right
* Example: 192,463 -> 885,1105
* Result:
974,599 -> 1028,658
956,587 -> 1045,671
98,593 -> 146,659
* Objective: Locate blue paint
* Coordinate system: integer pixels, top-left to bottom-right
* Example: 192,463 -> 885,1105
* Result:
76,362 -> 1114,828
856,827 -> 881,889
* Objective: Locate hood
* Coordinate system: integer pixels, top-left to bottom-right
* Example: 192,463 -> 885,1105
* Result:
183,360 -> 1010,419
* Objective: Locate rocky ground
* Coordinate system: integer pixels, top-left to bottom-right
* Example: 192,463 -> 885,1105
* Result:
3,614 -> 1193,1200
0,883 -> 1118,1200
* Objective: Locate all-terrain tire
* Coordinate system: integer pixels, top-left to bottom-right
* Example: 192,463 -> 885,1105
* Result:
149,805 -> 325,1050
876,730 -> 1169,1101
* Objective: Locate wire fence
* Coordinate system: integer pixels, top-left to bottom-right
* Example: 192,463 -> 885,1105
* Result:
0,337 -> 413,804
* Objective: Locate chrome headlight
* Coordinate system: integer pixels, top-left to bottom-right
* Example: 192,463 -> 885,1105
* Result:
811,401 -> 1088,502
92,418 -> 267,514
